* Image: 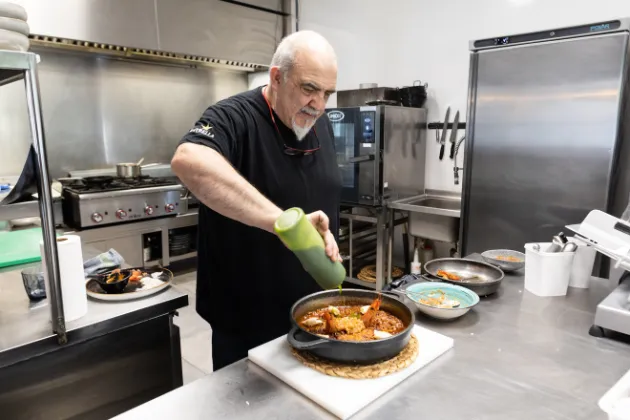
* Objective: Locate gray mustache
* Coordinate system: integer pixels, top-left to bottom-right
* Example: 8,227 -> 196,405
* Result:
300,107 -> 319,116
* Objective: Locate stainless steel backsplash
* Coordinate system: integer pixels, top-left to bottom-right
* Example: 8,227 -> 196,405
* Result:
0,49 -> 249,178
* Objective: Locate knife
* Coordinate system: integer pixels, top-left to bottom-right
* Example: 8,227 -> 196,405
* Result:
449,110 -> 460,159
439,107 -> 450,160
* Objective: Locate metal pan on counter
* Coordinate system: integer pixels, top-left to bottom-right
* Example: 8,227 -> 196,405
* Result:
287,289 -> 415,364
423,258 -> 505,296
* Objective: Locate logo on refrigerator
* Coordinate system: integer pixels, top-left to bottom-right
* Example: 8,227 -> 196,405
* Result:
590,23 -> 610,32
327,111 -> 345,122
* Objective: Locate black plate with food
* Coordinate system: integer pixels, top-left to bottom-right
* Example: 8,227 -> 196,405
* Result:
287,289 -> 415,364
86,266 -> 173,301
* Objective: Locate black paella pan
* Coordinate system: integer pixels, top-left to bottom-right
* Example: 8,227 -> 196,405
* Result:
287,289 -> 415,364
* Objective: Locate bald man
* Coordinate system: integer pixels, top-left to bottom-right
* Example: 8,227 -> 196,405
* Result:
172,30 -> 342,370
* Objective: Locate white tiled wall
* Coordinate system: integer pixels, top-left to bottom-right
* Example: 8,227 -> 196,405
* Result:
294,0 -> 630,193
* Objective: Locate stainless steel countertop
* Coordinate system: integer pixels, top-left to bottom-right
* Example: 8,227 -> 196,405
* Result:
0,246 -> 188,368
114,257 -> 630,420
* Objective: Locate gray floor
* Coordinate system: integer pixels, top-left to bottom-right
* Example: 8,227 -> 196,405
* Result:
171,270 -> 213,384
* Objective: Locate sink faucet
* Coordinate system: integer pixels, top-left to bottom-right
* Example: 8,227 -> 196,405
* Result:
453,136 -> 465,185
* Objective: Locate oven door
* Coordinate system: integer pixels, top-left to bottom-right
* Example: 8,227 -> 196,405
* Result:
327,106 -> 381,206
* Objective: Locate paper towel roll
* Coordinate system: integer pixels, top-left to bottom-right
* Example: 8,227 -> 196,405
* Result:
40,235 -> 88,322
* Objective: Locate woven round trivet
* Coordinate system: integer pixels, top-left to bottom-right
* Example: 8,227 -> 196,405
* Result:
357,271 -> 377,283
290,334 -> 418,379
357,264 -> 404,283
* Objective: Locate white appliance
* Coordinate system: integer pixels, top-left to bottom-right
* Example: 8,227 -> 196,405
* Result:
567,210 -> 630,337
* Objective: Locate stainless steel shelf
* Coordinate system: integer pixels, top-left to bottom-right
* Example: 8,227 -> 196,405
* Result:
0,198 -> 62,223
338,225 -> 377,243
169,251 -> 197,263
0,50 -> 33,86
0,69 -> 23,86
146,251 -> 197,267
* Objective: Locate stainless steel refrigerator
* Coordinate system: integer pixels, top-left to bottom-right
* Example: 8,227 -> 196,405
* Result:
460,18 -> 630,259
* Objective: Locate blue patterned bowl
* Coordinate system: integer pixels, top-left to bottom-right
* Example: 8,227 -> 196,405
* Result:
404,282 -> 480,320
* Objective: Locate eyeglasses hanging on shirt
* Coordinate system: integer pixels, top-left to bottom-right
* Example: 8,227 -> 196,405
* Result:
262,89 -> 321,156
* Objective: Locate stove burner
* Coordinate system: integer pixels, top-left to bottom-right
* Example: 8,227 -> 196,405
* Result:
65,176 -> 177,194
83,176 -> 114,187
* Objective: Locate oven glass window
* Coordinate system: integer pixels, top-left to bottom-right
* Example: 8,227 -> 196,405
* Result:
332,123 -> 356,188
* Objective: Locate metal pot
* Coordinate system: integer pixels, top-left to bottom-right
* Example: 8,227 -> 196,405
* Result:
423,258 -> 504,296
398,80 -> 428,108
116,163 -> 142,178
287,288 -> 415,364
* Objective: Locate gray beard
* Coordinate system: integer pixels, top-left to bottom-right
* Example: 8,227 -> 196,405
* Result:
292,119 -> 316,141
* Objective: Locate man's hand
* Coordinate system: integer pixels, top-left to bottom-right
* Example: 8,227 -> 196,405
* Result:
307,211 -> 342,263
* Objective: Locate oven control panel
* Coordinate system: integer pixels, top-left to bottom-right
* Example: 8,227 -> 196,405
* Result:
65,188 -> 184,229
361,111 -> 376,143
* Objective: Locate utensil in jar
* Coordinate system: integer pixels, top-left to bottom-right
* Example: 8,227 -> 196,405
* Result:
546,232 -> 568,253
561,242 -> 578,252
136,157 -> 145,166
449,111 -> 460,159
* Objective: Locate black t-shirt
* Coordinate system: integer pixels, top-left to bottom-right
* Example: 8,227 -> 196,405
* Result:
179,86 -> 341,339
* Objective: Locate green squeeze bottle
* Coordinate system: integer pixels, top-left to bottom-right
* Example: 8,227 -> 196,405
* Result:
274,207 -> 346,290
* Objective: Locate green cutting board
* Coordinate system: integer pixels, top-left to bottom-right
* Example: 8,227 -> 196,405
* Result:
0,228 -> 46,268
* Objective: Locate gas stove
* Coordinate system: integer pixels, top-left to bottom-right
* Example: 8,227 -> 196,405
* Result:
62,176 -> 184,229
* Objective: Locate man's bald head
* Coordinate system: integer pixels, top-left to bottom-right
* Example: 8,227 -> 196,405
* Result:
270,30 -> 337,79
266,30 -> 337,141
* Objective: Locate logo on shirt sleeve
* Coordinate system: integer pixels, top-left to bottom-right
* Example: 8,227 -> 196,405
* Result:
188,123 -> 215,139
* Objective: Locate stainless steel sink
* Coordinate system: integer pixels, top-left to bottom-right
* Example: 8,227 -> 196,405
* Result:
388,192 -> 461,243
389,194 -> 461,218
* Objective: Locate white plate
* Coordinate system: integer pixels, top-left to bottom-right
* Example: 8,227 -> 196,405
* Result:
0,28 -> 28,51
0,16 -> 27,35
0,1 -> 27,21
86,269 -> 173,302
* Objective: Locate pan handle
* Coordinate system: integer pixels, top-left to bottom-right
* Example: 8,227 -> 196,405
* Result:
381,290 -> 405,301
420,274 -> 441,282
286,325 -> 328,350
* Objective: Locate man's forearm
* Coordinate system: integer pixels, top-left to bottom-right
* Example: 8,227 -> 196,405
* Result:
171,143 -> 282,232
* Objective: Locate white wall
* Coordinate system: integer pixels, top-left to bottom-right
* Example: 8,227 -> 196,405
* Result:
299,0 -> 630,193
248,71 -> 269,90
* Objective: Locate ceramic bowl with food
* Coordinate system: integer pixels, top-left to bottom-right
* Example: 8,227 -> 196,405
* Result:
481,249 -> 526,272
404,282 -> 479,320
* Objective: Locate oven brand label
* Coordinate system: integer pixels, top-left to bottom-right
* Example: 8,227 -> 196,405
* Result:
327,111 -> 345,122
590,23 -> 610,31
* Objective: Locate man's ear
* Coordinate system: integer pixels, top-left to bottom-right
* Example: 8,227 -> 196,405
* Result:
269,66 -> 283,89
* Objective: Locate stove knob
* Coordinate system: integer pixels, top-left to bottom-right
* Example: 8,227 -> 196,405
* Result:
91,212 -> 103,223
116,209 -> 128,219
165,203 -> 175,213
144,206 -> 154,216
